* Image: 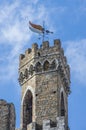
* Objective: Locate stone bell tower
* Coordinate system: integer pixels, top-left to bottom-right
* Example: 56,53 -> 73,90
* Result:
18,39 -> 70,130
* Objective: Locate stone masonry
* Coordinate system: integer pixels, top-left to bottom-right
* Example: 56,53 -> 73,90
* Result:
18,39 -> 70,130
0,99 -> 15,130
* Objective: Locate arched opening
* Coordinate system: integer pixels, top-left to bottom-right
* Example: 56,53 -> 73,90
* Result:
24,69 -> 29,79
60,92 -> 65,116
29,65 -> 34,75
38,52 -> 40,56
51,60 -> 56,69
43,60 -> 50,71
35,62 -> 42,72
23,90 -> 33,129
19,72 -> 24,84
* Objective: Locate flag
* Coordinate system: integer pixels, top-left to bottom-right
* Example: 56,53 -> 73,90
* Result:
29,21 -> 44,34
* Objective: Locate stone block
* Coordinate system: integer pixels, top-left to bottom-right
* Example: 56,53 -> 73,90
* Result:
43,119 -> 51,130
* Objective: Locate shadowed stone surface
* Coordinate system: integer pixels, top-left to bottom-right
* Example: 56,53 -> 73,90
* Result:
0,99 -> 15,130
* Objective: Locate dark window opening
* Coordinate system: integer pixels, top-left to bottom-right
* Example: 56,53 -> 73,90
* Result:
29,65 -> 33,75
24,69 -> 28,79
61,92 -> 65,116
35,62 -> 42,72
51,60 -> 56,69
23,90 -> 33,129
38,52 -> 40,56
19,72 -> 24,83
43,60 -> 50,71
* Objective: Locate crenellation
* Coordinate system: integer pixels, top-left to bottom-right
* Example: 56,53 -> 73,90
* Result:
19,54 -> 25,60
25,48 -> 32,55
42,41 -> 49,49
54,39 -> 61,49
32,43 -> 38,51
19,39 -> 62,65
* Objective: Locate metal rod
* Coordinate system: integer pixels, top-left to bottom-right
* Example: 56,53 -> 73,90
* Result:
43,21 -> 45,42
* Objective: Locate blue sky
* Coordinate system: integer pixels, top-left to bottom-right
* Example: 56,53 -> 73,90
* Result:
0,0 -> 86,129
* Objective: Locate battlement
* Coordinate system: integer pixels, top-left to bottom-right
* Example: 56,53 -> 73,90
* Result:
19,39 -> 62,67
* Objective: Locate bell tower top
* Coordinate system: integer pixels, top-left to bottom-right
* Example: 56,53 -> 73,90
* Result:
18,39 -> 70,130
19,39 -> 63,67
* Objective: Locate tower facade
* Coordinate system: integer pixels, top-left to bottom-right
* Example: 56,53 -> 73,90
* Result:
18,39 -> 70,130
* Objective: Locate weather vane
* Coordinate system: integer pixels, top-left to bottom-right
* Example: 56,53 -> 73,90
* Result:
29,21 -> 53,42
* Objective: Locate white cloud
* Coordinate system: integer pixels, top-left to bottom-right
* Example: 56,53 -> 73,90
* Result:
64,39 -> 86,85
0,0 -> 51,83
0,1 -> 19,24
0,1 -> 31,45
0,0 -> 86,88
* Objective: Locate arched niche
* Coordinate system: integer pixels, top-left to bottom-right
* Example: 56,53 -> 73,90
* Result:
23,90 -> 33,129
19,72 -> 24,84
29,65 -> 34,75
51,60 -> 56,69
43,60 -> 50,71
35,62 -> 42,72
24,68 -> 29,79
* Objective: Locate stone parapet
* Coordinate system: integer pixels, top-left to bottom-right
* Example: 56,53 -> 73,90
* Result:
19,39 -> 61,68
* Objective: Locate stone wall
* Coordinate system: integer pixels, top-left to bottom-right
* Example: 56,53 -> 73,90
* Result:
35,72 -> 59,126
0,99 -> 15,130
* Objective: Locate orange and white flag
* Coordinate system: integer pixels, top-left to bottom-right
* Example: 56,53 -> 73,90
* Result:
29,21 -> 44,34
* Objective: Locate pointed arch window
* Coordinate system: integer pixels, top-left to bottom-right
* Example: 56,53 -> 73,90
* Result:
51,60 -> 56,69
29,65 -> 34,75
19,72 -> 24,84
24,69 -> 29,79
35,62 -> 42,72
23,90 -> 33,129
60,92 -> 65,116
43,60 -> 50,71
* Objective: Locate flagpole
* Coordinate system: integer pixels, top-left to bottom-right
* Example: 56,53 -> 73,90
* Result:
43,21 -> 45,42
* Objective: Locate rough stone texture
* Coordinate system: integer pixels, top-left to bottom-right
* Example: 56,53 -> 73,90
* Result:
43,117 -> 65,130
0,99 -> 15,130
56,117 -> 65,130
18,39 -> 70,130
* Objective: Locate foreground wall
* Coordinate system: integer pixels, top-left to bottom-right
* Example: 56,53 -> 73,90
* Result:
0,99 -> 16,130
